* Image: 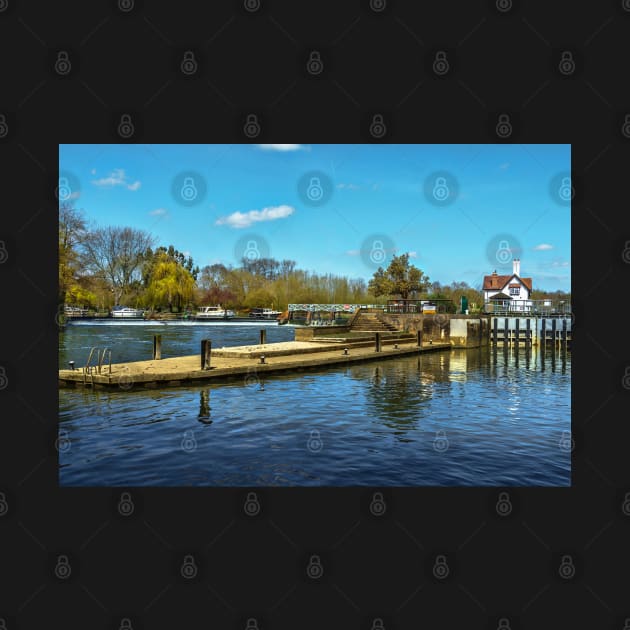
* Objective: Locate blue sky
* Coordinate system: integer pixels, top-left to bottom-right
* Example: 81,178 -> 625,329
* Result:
59,143 -> 571,292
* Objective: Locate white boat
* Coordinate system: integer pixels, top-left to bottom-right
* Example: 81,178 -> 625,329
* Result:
194,305 -> 235,320
111,306 -> 145,319
249,307 -> 281,320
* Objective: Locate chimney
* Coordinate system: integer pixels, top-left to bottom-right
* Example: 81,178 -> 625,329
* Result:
513,258 -> 520,277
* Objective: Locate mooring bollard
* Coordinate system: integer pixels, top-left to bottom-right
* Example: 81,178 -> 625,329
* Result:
375,332 -> 381,352
260,329 -> 266,345
201,339 -> 211,370
417,330 -> 423,347
153,334 -> 162,360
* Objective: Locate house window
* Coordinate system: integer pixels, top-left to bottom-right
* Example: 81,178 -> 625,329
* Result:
509,287 -> 520,296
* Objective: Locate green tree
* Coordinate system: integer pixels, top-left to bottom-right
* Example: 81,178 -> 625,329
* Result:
368,253 -> 430,300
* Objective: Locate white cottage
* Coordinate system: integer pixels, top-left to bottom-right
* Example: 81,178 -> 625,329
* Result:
483,259 -> 533,311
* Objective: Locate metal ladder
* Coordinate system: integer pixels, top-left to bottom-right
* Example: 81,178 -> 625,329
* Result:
83,347 -> 112,386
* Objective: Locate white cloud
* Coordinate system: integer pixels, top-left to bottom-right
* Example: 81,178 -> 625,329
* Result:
215,204 -> 295,229
255,144 -> 309,152
149,208 -> 168,217
551,260 -> 569,268
336,183 -> 360,190
533,243 -> 554,251
408,251 -> 418,258
91,168 -> 141,191
346,249 -> 360,256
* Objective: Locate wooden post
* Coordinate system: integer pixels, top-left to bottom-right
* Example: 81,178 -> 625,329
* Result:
541,317 -> 546,347
201,339 -> 211,370
552,318 -> 557,348
526,318 -> 531,346
515,318 -> 520,345
153,335 -> 162,360
417,330 -> 423,347
259,329 -> 266,345
375,332 -> 381,352
504,318 -> 509,346
493,317 -> 498,345
562,318 -> 567,348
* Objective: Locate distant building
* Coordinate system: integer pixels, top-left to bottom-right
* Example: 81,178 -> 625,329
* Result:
482,259 -> 532,310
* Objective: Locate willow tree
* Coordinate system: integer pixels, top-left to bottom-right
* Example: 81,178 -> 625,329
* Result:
368,253 -> 430,300
144,253 -> 196,312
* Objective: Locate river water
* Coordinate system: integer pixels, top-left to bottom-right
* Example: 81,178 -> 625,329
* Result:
59,322 -> 571,487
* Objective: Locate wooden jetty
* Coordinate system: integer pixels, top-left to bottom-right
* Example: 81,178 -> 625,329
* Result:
59,333 -> 449,389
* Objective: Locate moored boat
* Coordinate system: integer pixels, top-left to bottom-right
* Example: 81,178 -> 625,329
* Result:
194,305 -> 235,320
111,306 -> 145,319
249,307 -> 282,320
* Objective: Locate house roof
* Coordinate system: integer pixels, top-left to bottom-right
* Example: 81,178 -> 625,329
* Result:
482,272 -> 532,292
489,291 -> 511,300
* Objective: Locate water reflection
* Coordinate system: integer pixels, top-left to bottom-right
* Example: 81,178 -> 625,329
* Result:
198,389 -> 212,424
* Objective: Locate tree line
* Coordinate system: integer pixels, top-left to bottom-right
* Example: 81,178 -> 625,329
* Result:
60,205 -> 569,313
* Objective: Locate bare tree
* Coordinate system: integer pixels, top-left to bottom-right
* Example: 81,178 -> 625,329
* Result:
82,226 -> 155,304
